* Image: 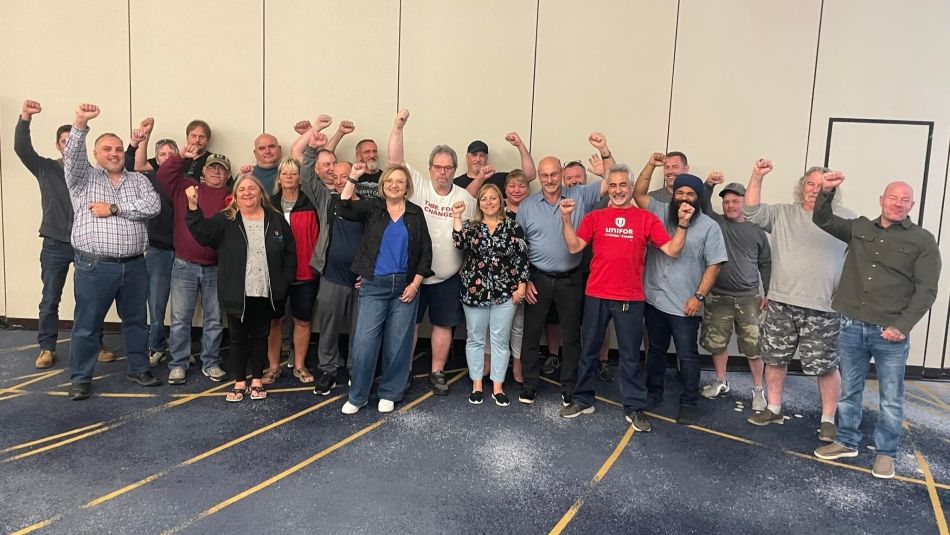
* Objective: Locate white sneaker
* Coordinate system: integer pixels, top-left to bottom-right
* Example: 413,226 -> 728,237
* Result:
700,379 -> 730,399
342,401 -> 364,415
751,386 -> 767,411
378,399 -> 395,413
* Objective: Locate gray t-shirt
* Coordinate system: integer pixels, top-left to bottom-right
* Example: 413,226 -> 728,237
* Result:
644,198 -> 729,317
744,202 -> 854,312
649,187 -> 672,203
243,217 -> 270,298
702,199 -> 772,296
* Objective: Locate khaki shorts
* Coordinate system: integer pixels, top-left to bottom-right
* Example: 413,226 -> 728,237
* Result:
760,300 -> 840,375
700,293 -> 762,358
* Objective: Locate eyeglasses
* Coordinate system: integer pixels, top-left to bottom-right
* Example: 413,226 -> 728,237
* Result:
431,165 -> 455,173
564,160 -> 583,168
155,139 -> 178,150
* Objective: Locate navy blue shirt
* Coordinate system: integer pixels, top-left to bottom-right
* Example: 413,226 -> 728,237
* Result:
374,217 -> 409,276
324,197 -> 363,286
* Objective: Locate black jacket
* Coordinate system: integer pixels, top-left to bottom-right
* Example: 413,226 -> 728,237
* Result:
185,207 -> 296,317
336,197 -> 433,281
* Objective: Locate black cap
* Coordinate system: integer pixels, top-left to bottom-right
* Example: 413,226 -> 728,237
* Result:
467,140 -> 489,155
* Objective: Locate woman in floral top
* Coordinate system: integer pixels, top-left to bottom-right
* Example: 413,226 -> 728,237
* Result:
452,184 -> 530,406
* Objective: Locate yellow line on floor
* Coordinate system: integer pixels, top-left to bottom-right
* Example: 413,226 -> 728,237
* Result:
5,370 -> 54,382
549,427 -> 636,534
55,371 -> 122,388
6,369 -> 62,391
915,384 -> 950,412
2,423 -> 107,452
0,393 -> 26,402
915,450 -> 950,535
0,337 -> 70,355
160,371 -> 467,535
8,515 -> 61,535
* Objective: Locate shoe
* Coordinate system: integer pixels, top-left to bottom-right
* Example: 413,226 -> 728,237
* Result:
148,350 -> 167,367
202,365 -> 228,382
626,410 -> 652,432
561,392 -> 572,407
493,392 -> 510,407
69,383 -> 91,401
249,385 -> 267,400
378,399 -> 395,413
645,393 -> 663,410
541,354 -> 560,375
167,367 -> 187,385
97,349 -> 116,363
468,391 -> 484,405
262,367 -> 281,385
342,400 -> 365,414
518,389 -> 536,404
747,409 -> 784,426
751,386 -> 767,411
872,455 -> 895,479
818,422 -> 837,443
676,405 -> 699,425
597,361 -> 615,382
35,349 -> 55,369
701,379 -> 730,399
127,371 -> 161,387
313,371 -> 337,396
430,370 -> 449,396
560,403 -> 595,418
814,442 -> 858,460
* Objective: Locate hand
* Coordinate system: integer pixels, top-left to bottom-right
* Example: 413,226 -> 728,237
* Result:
180,143 -> 200,160
451,200 -> 466,218
139,117 -> 154,135
706,171 -> 724,186
512,288 -> 526,305
294,120 -> 312,135
559,198 -> 576,217
349,162 -> 366,180
677,201 -> 695,226
648,152 -> 666,167
478,164 -> 496,180
759,296 -> 769,311
239,164 -> 254,176
588,132 -> 608,152
751,158 -> 773,179
354,276 -> 362,290
505,132 -> 523,147
400,282 -> 419,303
524,281 -> 539,305
130,127 -> 147,146
822,170 -> 845,191
315,114 -> 332,131
75,103 -> 100,125
309,130 -> 328,149
337,120 -> 355,134
881,326 -> 906,342
185,186 -> 198,210
588,153 -> 605,178
21,99 -> 42,119
683,296 -> 702,316
394,109 -> 410,129
88,202 -> 112,218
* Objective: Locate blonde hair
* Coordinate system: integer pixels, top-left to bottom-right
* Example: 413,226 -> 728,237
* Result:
474,183 -> 506,223
377,164 -> 414,199
272,157 -> 301,195
223,175 -> 279,220
505,169 -> 528,187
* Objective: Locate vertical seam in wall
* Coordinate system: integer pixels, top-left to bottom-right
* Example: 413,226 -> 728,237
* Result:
396,0 -> 402,110
804,0 -> 824,170
528,0 -> 540,151
939,139 -> 950,371
0,116 -> 5,319
664,0 -> 680,151
127,0 -> 133,133
262,0 -> 266,131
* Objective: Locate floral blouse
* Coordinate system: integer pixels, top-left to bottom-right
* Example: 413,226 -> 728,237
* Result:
452,217 -> 530,307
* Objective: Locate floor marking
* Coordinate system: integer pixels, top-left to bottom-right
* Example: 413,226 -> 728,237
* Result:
0,393 -> 26,402
413,367 -> 467,379
2,423 -> 106,452
5,370 -> 55,382
9,515 -> 60,535
0,337 -> 71,355
160,371 -> 467,535
915,383 -> 950,412
5,369 -> 62,391
54,371 -> 122,388
549,427 -> 635,535
915,450 -> 950,535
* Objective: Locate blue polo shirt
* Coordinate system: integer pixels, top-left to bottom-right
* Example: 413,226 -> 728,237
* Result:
516,182 -> 602,273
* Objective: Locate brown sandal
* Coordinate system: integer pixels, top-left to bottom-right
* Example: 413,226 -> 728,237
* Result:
226,387 -> 247,403
293,367 -> 314,384
262,367 -> 281,385
249,385 -> 268,400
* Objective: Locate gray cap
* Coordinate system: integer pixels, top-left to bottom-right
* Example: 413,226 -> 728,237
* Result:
719,182 -> 746,197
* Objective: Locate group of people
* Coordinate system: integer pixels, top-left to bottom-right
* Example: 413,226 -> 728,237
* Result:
16,99 -> 940,479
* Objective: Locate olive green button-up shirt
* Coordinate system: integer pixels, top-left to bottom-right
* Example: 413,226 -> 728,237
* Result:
812,189 -> 940,334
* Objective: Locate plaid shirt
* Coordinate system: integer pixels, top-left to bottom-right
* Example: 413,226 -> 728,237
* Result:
64,127 -> 160,257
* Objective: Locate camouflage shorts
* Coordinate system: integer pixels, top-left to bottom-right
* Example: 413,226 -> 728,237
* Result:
760,300 -> 840,375
700,293 -> 762,357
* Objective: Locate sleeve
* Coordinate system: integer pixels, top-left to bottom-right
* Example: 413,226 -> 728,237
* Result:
299,147 -> 330,212
894,233 -> 942,334
812,188 -> 854,243
576,212 -> 595,244
744,202 -> 777,233
63,126 -> 93,191
185,208 -> 226,247
280,216 -> 297,288
336,198 -> 372,222
14,118 -> 43,176
124,144 -> 137,172
118,174 -> 161,220
757,230 -> 772,294
415,212 -> 435,278
406,163 -> 428,205
703,223 -> 730,266
463,191 -> 477,220
452,223 -> 472,251
647,213 -> 671,248
701,183 -> 722,223
156,153 -> 190,199
512,222 -> 531,283
577,182 -> 603,212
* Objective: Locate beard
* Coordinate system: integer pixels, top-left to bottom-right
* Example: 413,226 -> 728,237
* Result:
668,198 -> 701,227
364,159 -> 379,172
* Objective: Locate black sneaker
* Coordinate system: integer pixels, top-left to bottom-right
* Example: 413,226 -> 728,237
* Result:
561,392 -> 572,407
468,391 -> 484,405
626,410 -> 652,432
541,354 -> 560,375
430,370 -> 449,396
492,392 -> 510,407
597,361 -> 615,382
676,405 -> 699,425
127,371 -> 161,387
69,383 -> 91,401
312,371 -> 336,396
560,403 -> 595,418
518,389 -> 536,404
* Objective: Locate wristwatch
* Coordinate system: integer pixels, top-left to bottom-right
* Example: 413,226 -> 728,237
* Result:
693,293 -> 705,302
347,177 -> 358,184
109,204 -> 119,216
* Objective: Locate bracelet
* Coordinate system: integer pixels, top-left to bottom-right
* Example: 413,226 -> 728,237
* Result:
601,152 -> 611,159
347,177 -> 358,184
677,224 -> 689,230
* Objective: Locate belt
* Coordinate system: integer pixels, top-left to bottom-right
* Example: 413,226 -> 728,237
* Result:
531,266 -> 579,279
77,251 -> 144,263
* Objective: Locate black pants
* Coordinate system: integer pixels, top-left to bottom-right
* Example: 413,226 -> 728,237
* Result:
520,270 -> 584,392
226,297 -> 273,382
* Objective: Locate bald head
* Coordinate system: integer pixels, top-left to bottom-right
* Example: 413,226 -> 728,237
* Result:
879,180 -> 916,227
537,156 -> 563,196
253,133 -> 282,168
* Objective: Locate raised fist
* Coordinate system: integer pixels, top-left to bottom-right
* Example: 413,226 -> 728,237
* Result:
706,171 -> 725,185
588,132 -> 608,151
479,164 -> 497,179
451,200 -> 467,218
677,201 -> 695,225
185,185 -> 198,209
139,117 -> 154,135
239,164 -> 253,176
180,143 -> 200,160
130,127 -> 147,145
75,103 -> 100,122
505,132 -> 523,147
649,152 -> 666,167
22,100 -> 42,118
752,158 -> 773,178
338,120 -> 355,134
315,114 -> 332,131
350,162 -> 367,179
821,170 -> 845,190
294,120 -> 312,135
559,198 -> 576,216
309,130 -> 328,149
394,109 -> 410,128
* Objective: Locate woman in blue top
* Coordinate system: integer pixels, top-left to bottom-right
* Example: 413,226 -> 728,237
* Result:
335,163 -> 433,414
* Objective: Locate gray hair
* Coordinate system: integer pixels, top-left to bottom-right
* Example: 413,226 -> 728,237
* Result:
428,144 -> 458,168
607,164 -> 631,176
794,166 -> 828,204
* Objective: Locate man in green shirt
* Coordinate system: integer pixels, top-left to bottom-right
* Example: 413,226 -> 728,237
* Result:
811,174 -> 940,479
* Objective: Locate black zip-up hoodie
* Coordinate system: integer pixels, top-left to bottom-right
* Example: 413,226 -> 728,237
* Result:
336,197 -> 433,281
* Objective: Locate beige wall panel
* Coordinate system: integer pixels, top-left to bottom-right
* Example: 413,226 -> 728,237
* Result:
398,0 -> 536,174
668,0 -> 820,200
129,0 -> 263,170
264,0 -> 400,163
0,0 -> 131,321
533,0 -> 676,175
809,0 -> 950,369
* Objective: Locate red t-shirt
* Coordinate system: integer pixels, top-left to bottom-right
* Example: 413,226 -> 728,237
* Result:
576,206 -> 670,301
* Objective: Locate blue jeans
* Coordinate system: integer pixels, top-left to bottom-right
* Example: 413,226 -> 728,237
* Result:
836,317 -> 910,457
38,238 -> 74,350
348,274 -> 419,405
645,304 -> 701,407
68,253 -> 150,384
145,247 -> 174,352
574,298 -> 646,411
463,299 -> 516,383
168,258 -> 223,371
